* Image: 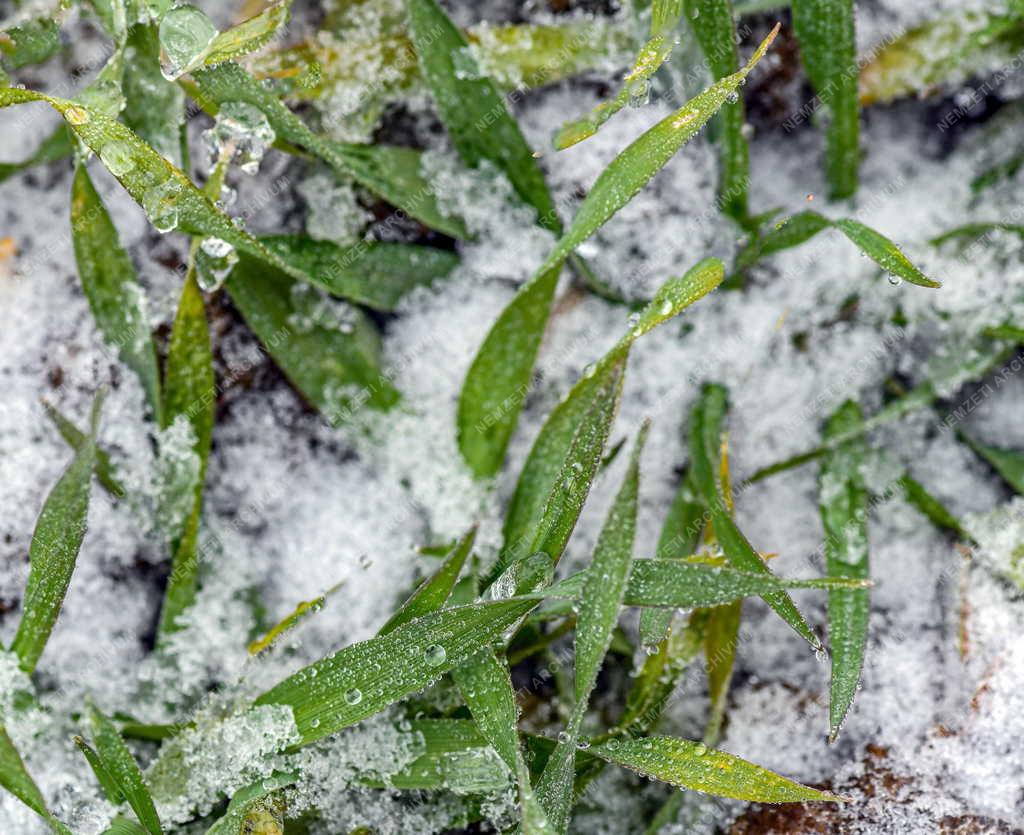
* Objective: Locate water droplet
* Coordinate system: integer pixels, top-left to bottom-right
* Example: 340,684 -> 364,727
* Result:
159,4 -> 218,80
203,101 -> 276,175
582,362 -> 597,378
726,91 -> 740,104
309,718 -> 321,728
887,273 -> 902,286
99,140 -> 134,177
424,644 -> 446,666
740,122 -> 755,140
576,739 -> 590,750
195,236 -> 238,291
64,105 -> 89,126
557,731 -> 571,744
693,742 -> 707,756
344,687 -> 362,705
659,299 -> 674,316
142,180 -> 181,233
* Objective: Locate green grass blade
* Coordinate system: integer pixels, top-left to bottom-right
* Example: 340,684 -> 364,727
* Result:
452,650 -> 550,832
957,431 -> 1024,494
639,470 -> 705,647
537,425 -> 648,832
255,598 -> 537,745
897,474 -> 969,540
546,559 -> 866,607
819,401 -> 869,742
733,209 -> 833,274
458,27 -> 775,476
71,163 -> 163,422
159,1 -> 292,80
931,222 -> 1024,248
791,0 -> 859,198
103,817 -> 151,835
186,62 -> 470,239
590,735 -> 842,802
74,736 -> 124,803
259,235 -> 459,312
0,17 -> 62,69
494,260 -> 723,583
122,23 -> 187,167
42,400 -> 126,498
405,0 -> 559,232
157,269 -> 214,637
379,526 -> 476,635
226,254 -> 399,417
10,402 -> 98,673
832,219 -> 940,288
684,0 -> 749,221
0,726 -> 72,834
688,385 -> 822,649
703,600 -> 741,744
87,702 -> 162,835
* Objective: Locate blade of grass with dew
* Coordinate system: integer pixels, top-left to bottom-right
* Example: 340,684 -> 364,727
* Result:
732,210 -> 940,288
639,469 -> 705,647
745,337 -> 1015,483
897,473 -> 969,540
156,263 -> 214,637
248,583 -> 342,655
185,61 -> 470,239
258,235 -> 460,312
493,259 -> 725,585
553,0 -> 683,149
122,22 -> 187,167
71,163 -> 163,422
0,87 -> 337,287
205,773 -> 294,835
86,701 -> 162,835
0,726 -> 73,835
0,125 -> 72,185
157,0 -> 292,80
545,559 -> 867,606
589,736 -> 842,802
791,0 -> 859,198
405,0 -> 559,233
957,431 -> 1024,494
42,400 -> 126,498
537,425 -> 648,833
452,649 -> 550,832
254,598 -> 537,745
819,400 -> 869,742
457,29 -> 778,477
0,17 -> 62,69
10,396 -> 100,673
74,736 -> 123,804
103,817 -> 151,835
684,0 -> 749,221
379,526 -> 476,636
688,384 -> 822,649
227,254 -> 399,416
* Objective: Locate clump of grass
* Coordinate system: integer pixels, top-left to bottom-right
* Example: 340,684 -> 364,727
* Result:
0,0 -> 1020,833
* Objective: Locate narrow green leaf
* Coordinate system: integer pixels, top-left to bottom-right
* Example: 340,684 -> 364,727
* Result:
42,400 -> 126,498
639,470 -> 705,647
537,425 -> 648,832
74,735 -> 124,804
703,600 -> 741,744
11,401 -> 98,673
103,817 -> 151,835
227,254 -> 399,417
684,0 -> 749,221
0,17 -> 62,69
688,385 -> 822,649
379,526 -> 476,635
819,401 -> 869,742
405,0 -> 559,232
932,222 -> 1024,248
458,26 -> 776,476
72,163 -> 163,422
958,431 -> 1024,495
157,269 -> 214,637
249,584 -> 341,655
590,736 -> 842,802
122,23 -> 187,167
545,559 -> 866,607
494,259 -> 724,584
0,726 -> 73,834
255,598 -> 537,746
87,702 -> 162,835
733,211 -> 940,288
159,1 -> 292,80
791,0 -> 860,198
896,473 -> 969,541
187,62 -> 470,239
452,650 -> 550,832
259,235 -> 459,312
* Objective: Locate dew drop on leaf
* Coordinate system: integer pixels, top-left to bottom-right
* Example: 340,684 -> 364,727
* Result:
159,4 -> 218,80
424,644 -> 447,666
64,105 -> 89,125
142,180 -> 181,233
99,140 -> 134,177
344,687 -> 362,706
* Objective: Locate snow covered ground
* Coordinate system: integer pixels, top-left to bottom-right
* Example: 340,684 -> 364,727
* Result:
1,0 -> 1023,832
